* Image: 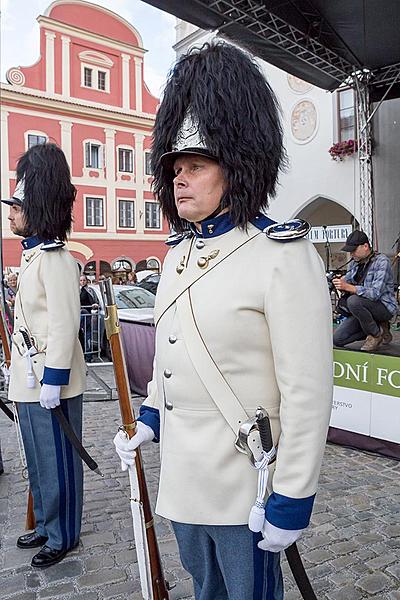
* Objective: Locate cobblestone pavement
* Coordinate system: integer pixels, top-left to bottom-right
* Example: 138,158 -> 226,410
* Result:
0,366 -> 399,599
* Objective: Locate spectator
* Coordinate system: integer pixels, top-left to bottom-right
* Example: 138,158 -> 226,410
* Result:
333,230 -> 397,351
5,273 -> 18,310
126,271 -> 137,285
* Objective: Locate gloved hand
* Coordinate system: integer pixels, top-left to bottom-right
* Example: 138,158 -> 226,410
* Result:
39,383 -> 61,410
257,520 -> 303,553
113,421 -> 155,471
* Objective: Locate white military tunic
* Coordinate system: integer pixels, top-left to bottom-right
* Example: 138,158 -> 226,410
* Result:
142,218 -> 333,526
8,240 -> 86,403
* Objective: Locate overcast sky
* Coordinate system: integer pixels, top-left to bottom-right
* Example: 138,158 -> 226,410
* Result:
0,0 -> 176,97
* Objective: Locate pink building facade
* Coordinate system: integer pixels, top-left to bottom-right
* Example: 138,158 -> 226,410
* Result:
1,0 -> 169,278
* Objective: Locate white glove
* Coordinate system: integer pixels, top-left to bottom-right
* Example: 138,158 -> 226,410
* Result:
257,520 -> 303,553
39,383 -> 61,410
113,421 -> 155,471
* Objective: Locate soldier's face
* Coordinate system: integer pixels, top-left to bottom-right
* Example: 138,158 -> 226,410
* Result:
173,155 -> 226,223
8,204 -> 28,237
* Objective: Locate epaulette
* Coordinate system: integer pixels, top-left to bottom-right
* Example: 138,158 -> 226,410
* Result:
165,231 -> 193,247
264,219 -> 311,242
41,240 -> 65,252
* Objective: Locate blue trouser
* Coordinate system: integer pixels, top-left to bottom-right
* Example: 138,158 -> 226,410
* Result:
17,396 -> 83,551
172,522 -> 283,600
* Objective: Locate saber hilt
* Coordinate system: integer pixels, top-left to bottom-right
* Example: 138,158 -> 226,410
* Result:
256,407 -> 276,464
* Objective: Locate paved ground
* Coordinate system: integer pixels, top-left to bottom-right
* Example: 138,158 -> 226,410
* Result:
0,365 -> 399,600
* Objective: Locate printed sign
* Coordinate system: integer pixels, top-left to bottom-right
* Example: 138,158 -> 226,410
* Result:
306,225 -> 352,244
331,350 -> 400,443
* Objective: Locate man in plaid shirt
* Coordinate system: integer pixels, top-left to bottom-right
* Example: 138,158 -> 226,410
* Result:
333,230 -> 397,352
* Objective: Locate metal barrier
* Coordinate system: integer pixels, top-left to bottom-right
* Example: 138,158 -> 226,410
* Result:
80,310 -> 102,362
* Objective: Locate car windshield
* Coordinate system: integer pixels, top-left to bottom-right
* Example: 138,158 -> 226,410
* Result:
115,287 -> 155,309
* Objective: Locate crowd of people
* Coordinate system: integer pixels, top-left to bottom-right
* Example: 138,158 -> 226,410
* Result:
0,41 -> 398,600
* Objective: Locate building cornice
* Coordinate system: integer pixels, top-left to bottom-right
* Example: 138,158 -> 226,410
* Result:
173,27 -> 209,53
37,15 -> 146,58
1,85 -> 155,129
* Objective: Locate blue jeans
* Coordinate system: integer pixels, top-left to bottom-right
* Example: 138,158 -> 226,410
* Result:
18,396 -> 83,550
172,522 -> 283,600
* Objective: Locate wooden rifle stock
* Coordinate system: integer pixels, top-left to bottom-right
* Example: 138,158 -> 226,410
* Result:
0,306 -> 36,530
100,279 -> 169,600
0,305 -> 11,368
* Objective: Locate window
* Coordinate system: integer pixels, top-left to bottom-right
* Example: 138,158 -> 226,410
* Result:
337,89 -> 356,141
118,148 -> 133,173
98,71 -> 106,91
144,152 -> 152,176
85,142 -> 101,169
84,67 -> 92,88
119,200 -> 135,228
145,201 -> 161,229
86,197 -> 104,227
28,134 -> 47,149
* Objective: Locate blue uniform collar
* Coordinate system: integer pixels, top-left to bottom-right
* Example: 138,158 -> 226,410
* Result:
21,235 -> 45,250
189,212 -> 275,238
189,212 -> 235,238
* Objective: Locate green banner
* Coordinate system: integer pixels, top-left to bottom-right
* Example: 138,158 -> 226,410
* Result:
333,350 -> 400,398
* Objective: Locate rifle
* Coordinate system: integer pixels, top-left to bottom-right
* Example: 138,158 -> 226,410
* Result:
100,278 -> 169,600
0,304 -> 36,530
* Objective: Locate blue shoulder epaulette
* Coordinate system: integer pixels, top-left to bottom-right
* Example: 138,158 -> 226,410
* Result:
264,219 -> 311,242
165,231 -> 193,247
41,240 -> 65,251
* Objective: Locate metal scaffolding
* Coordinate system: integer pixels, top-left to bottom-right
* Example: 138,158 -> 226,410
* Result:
353,74 -> 374,244
166,0 -> 400,239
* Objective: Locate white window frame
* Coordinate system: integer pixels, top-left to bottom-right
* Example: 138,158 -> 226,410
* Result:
144,151 -> 152,176
146,256 -> 161,272
117,145 -> 134,174
118,198 -> 136,229
82,139 -> 104,177
336,87 -> 356,142
25,130 -> 48,150
81,62 -> 110,93
144,200 -> 161,230
84,195 -> 106,229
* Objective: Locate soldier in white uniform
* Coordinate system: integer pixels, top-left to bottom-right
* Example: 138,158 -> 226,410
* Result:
2,143 -> 86,568
114,43 -> 332,599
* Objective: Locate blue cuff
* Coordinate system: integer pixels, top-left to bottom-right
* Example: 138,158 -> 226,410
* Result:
42,367 -> 70,386
266,492 -> 315,530
138,406 -> 160,443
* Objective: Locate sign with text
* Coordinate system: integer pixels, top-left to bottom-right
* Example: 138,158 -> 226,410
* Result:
306,225 -> 352,244
333,349 -> 400,397
331,350 -> 400,443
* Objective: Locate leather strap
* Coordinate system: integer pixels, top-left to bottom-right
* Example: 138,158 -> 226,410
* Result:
156,229 -> 261,325
176,290 -> 249,435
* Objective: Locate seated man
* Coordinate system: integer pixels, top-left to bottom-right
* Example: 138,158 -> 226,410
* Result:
333,230 -> 397,351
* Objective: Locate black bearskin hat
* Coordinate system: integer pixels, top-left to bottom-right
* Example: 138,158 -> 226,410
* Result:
151,42 -> 286,233
15,143 -> 76,241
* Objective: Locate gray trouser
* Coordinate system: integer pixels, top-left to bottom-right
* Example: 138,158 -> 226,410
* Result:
17,396 -> 83,550
334,295 -> 393,346
172,521 -> 283,600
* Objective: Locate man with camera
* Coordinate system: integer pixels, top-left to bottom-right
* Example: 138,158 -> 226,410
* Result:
333,230 -> 397,352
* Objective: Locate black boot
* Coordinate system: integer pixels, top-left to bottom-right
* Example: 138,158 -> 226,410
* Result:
17,531 -> 48,549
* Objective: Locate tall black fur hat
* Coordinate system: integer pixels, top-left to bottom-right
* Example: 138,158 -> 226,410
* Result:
12,143 -> 75,241
151,42 -> 286,232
